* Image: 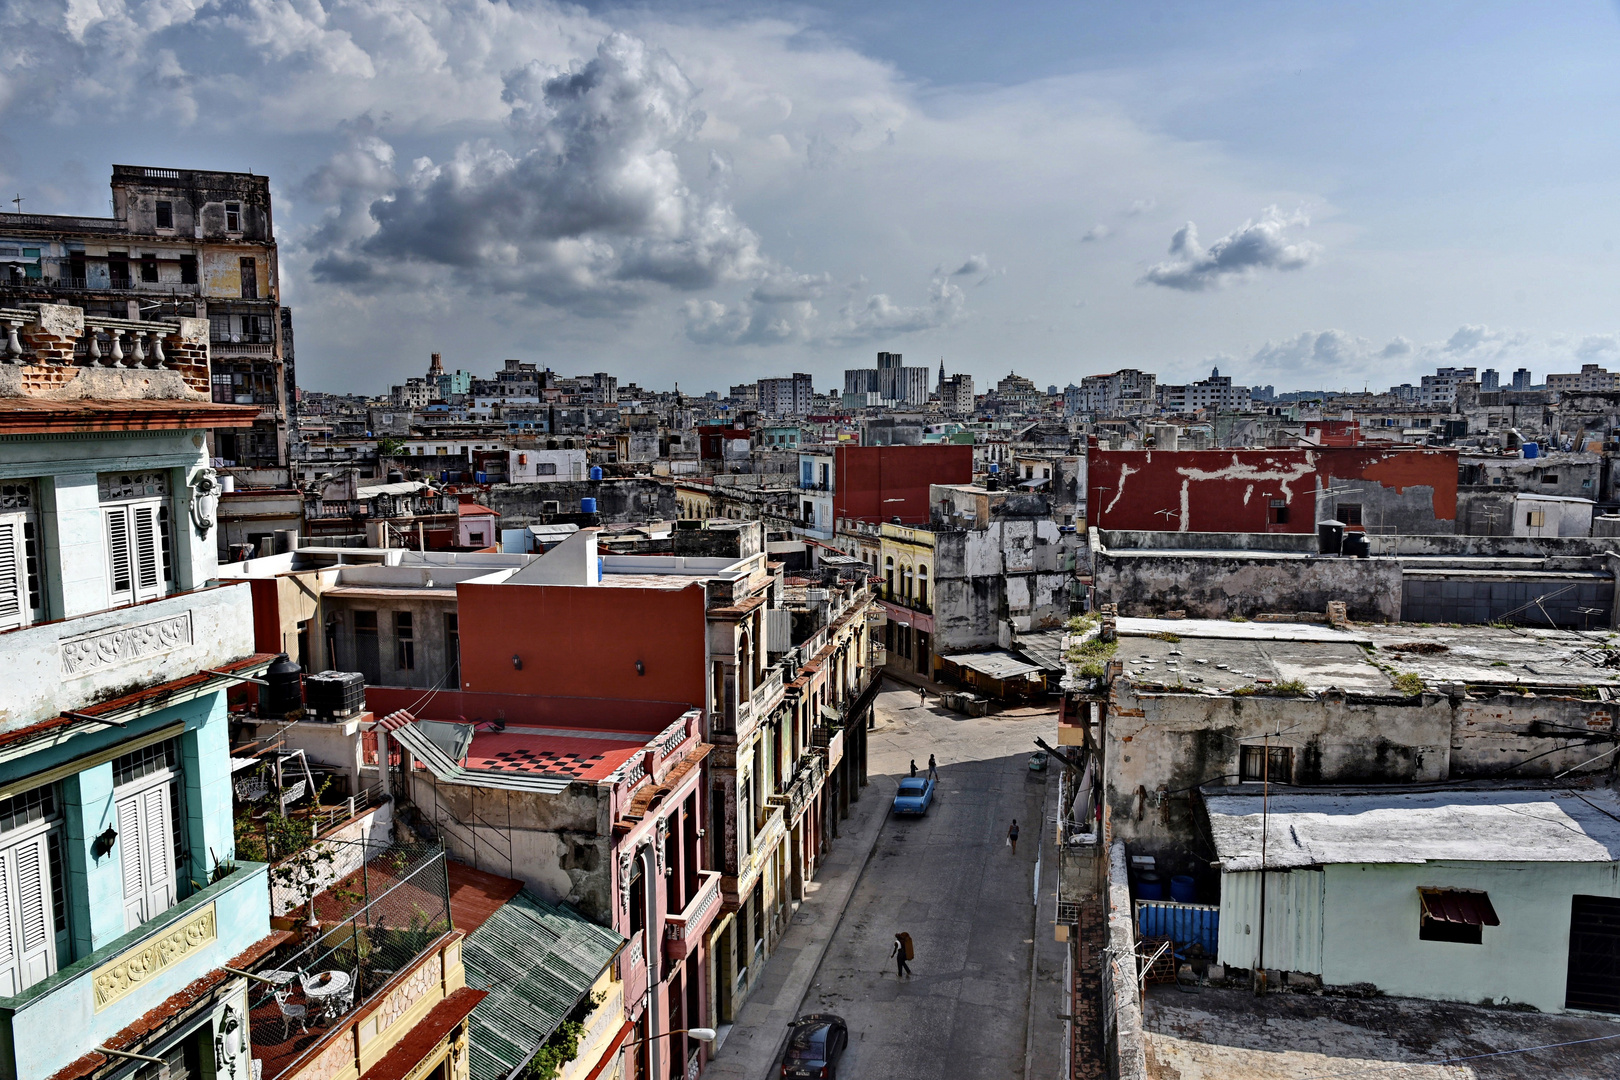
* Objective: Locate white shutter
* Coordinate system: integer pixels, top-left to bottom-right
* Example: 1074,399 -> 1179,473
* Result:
14,835 -> 53,988
0,517 -> 23,631
142,785 -> 175,917
132,504 -> 162,601
0,849 -> 16,997
118,794 -> 145,930
105,508 -> 133,604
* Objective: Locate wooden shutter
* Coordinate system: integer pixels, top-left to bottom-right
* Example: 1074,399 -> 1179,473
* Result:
133,504 -> 162,600
0,517 -> 23,632
118,794 -> 145,930
14,835 -> 53,987
105,508 -> 133,602
0,848 -> 16,997
142,785 -> 175,916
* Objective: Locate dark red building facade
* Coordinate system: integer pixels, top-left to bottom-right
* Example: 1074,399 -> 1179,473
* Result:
834,444 -> 974,525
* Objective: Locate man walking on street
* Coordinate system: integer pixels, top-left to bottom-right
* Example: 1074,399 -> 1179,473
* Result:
918,685 -> 927,707
909,759 -> 917,778
927,754 -> 938,781
891,932 -> 913,978
1008,819 -> 1020,855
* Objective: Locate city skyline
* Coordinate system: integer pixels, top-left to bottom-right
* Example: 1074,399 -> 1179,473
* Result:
5,2 -> 1619,395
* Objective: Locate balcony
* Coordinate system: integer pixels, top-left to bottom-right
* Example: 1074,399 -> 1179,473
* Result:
248,844 -> 456,1080
665,870 -> 723,963
5,581 -> 258,734
0,861 -> 272,1080
212,339 -> 276,358
769,752 -> 827,823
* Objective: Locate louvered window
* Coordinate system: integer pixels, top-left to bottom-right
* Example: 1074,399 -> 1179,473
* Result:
0,482 -> 42,630
113,748 -> 177,932
100,472 -> 174,607
0,781 -> 65,995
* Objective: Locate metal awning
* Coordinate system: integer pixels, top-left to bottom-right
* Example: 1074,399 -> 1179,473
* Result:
1420,888 -> 1500,926
942,650 -> 1044,681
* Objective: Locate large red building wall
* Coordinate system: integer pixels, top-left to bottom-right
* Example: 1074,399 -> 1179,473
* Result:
454,581 -> 709,708
834,444 -> 974,524
1087,442 -> 1457,533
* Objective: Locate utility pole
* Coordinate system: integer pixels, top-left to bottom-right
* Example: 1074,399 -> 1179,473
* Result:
1254,731 -> 1271,997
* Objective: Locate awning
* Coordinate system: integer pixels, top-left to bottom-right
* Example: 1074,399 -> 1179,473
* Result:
1419,888 -> 1500,926
942,650 -> 1044,681
819,704 -> 842,722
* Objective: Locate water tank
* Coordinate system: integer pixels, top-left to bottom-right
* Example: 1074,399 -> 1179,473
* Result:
589,465 -> 604,481
1136,872 -> 1163,901
387,469 -> 405,483
581,497 -> 598,514
1523,442 -> 1540,459
989,463 -> 1000,474
1317,520 -> 1345,555
261,654 -> 303,716
305,671 -> 366,719
1342,532 -> 1371,558
1170,875 -> 1197,903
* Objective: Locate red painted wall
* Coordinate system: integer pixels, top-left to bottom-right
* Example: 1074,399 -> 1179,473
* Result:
1087,440 -> 1457,532
834,445 -> 974,524
455,581 -> 709,708
249,578 -> 283,653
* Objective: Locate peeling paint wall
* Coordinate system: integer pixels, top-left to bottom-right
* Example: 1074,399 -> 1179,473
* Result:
1093,550 -> 1403,622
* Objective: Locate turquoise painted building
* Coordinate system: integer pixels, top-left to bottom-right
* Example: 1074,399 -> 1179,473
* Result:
0,302 -> 275,1080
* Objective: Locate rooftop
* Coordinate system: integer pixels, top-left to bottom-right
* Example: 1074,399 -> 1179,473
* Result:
1143,983 -> 1620,1079
1205,786 -> 1620,871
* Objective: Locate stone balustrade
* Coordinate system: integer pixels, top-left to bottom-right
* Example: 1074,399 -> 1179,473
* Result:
0,302 -> 212,396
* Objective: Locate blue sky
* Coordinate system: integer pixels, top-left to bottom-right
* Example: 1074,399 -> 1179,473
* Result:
4,1 -> 1619,394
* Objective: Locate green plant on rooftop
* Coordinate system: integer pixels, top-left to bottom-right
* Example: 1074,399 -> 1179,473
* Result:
1232,679 -> 1308,697
524,992 -> 605,1080
1393,672 -> 1425,696
1067,612 -> 1101,633
1066,637 -> 1117,680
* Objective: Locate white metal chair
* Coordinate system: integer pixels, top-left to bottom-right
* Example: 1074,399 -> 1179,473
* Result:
274,988 -> 307,1040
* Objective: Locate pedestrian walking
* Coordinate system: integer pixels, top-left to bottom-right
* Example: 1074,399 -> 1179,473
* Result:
918,685 -> 927,707
1007,819 -> 1020,855
891,932 -> 914,977
927,753 -> 938,780
909,759 -> 917,778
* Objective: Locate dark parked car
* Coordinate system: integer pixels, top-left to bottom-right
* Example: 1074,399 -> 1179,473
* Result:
781,1013 -> 848,1078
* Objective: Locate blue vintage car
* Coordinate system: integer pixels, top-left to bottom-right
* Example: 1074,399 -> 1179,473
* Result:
892,776 -> 935,815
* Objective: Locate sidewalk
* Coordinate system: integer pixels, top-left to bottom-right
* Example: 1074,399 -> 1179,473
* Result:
701,774 -> 896,1080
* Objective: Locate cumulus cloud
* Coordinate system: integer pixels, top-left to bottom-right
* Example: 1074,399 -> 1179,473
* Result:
682,273 -> 964,347
1081,224 -> 1111,242
307,33 -> 767,310
1140,206 -> 1320,291
1125,198 -> 1157,216
951,254 -> 989,276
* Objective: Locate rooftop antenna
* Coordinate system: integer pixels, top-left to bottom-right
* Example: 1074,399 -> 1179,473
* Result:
10,194 -> 21,212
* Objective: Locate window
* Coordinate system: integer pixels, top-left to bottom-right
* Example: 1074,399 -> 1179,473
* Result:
1240,744 -> 1293,784
1542,474 -> 1559,485
239,257 -> 257,299
0,781 -> 67,995
225,202 -> 241,232
1338,503 -> 1363,527
108,252 -> 130,289
354,610 -> 380,683
446,614 -> 460,687
0,481 -> 42,630
99,472 -> 175,607
1268,498 -> 1290,525
917,565 -> 928,608
179,254 -> 197,284
140,254 -> 158,283
537,462 -> 557,475
155,201 -> 173,229
1527,510 -> 1547,528
394,611 -> 414,670
112,742 -> 178,932
1419,888 -> 1497,944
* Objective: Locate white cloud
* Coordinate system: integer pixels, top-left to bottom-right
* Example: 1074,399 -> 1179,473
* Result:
1081,224 -> 1111,242
951,254 -> 989,276
1140,206 -> 1320,291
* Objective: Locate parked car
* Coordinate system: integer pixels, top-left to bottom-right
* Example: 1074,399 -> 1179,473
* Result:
892,775 -> 935,815
781,1014 -> 849,1079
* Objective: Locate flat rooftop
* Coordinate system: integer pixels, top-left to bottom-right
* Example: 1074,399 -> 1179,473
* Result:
1144,984 -> 1620,1079
1115,618 -> 1620,692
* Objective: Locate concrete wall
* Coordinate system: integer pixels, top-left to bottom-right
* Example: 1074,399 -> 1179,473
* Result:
1401,573 -> 1612,628
487,478 -> 676,525
1320,859 -> 1620,1012
1092,550 -> 1402,622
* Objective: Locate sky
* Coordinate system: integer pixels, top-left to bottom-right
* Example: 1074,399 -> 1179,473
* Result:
4,1 -> 1620,396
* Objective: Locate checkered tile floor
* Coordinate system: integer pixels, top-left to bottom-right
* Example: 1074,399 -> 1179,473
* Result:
480,748 -> 609,777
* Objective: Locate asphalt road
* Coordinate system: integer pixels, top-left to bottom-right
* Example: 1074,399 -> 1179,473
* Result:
790,683 -> 1055,1080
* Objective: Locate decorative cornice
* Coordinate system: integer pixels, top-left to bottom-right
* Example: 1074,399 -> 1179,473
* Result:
92,902 -> 216,1011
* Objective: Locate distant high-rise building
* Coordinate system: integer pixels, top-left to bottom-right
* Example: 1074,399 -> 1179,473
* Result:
1080,369 -> 1158,416
757,372 -> 815,415
1481,368 -> 1500,392
1512,367 -> 1533,391
940,374 -> 975,413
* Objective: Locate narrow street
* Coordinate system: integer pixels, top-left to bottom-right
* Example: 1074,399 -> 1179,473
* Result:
792,682 -> 1057,1080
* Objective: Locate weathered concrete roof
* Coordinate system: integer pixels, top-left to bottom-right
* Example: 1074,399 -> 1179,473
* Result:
1206,787 -> 1620,871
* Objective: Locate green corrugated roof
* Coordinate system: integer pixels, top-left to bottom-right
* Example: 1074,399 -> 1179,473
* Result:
463,890 -> 625,1080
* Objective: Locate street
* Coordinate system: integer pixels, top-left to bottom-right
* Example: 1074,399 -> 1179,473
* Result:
791,682 -> 1057,1080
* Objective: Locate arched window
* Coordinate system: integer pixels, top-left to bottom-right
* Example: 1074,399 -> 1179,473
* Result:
884,556 -> 895,599
903,565 -> 914,601
918,564 -> 929,608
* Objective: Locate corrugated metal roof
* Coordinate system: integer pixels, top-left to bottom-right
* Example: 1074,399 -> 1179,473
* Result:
463,890 -> 625,1080
1420,887 -> 1500,926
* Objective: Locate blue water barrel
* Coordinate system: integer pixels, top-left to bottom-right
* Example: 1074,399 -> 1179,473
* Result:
581,497 -> 597,514
1136,872 -> 1163,901
1523,442 -> 1539,459
989,462 -> 1000,474
1170,875 -> 1197,903
589,465 -> 604,480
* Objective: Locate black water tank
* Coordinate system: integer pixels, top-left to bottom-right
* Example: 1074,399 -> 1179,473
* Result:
1342,532 -> 1371,559
305,670 -> 367,718
262,654 -> 303,716
1317,520 -> 1345,555
387,469 -> 405,483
